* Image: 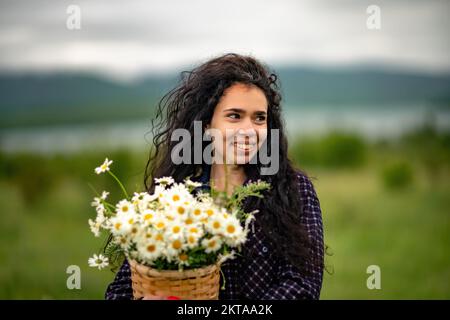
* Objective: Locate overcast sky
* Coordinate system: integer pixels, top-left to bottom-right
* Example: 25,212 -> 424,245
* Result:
0,0 -> 448,80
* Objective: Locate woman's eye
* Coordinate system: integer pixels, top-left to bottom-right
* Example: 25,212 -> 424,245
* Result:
227,113 -> 240,120
255,115 -> 266,122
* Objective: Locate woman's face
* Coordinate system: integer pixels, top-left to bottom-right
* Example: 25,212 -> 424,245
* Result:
207,83 -> 268,165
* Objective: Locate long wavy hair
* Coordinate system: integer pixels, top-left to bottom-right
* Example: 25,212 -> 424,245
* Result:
144,53 -> 321,274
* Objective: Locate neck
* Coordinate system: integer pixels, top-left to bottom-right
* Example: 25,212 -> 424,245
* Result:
210,163 -> 246,196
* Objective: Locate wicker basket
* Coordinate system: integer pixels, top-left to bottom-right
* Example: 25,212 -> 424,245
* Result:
129,259 -> 221,300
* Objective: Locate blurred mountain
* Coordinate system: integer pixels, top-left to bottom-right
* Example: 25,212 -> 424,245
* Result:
0,67 -> 449,128
278,67 -> 450,108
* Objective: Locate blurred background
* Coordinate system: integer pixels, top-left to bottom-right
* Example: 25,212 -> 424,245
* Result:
0,0 -> 449,299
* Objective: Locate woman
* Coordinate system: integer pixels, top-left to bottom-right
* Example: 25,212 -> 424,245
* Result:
105,53 -> 324,300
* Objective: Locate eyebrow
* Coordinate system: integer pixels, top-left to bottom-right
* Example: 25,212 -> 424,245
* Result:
223,107 -> 267,114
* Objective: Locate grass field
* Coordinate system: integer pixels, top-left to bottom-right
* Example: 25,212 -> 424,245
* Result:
0,130 -> 449,299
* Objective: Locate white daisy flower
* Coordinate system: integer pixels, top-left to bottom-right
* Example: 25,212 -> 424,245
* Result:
206,215 -> 226,235
170,201 -> 192,218
184,178 -> 202,189
154,176 -> 175,186
177,252 -> 190,267
114,235 -> 132,249
141,209 -> 157,225
204,207 -> 218,218
94,158 -> 113,175
191,205 -> 207,221
136,239 -> 163,263
165,220 -> 185,240
153,185 -> 166,201
184,224 -> 203,249
88,219 -> 101,237
195,191 -> 214,204
185,234 -> 201,249
225,230 -> 247,247
152,216 -> 169,231
222,218 -> 246,245
109,212 -> 137,236
202,236 -> 223,253
116,199 -> 135,215
88,207 -> 107,237
88,254 -> 109,270
182,215 -> 195,226
160,183 -> 193,208
151,231 -> 166,244
166,238 -> 186,257
131,192 -> 153,212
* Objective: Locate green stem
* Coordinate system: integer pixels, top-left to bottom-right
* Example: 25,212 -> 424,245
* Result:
219,267 -> 226,290
108,171 -> 129,199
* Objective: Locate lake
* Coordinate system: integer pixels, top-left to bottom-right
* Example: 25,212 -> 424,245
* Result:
1,104 -> 449,154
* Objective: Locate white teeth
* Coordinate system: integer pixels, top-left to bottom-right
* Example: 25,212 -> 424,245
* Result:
235,143 -> 255,150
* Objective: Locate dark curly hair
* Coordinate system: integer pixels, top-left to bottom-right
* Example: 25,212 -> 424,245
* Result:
144,53 -> 322,274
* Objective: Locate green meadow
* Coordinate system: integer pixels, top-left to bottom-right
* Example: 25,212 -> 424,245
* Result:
0,126 -> 449,299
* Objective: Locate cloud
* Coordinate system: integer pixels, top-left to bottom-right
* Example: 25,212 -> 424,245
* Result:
0,0 -> 448,79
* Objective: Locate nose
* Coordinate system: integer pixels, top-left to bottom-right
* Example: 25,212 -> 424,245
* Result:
238,116 -> 256,132
236,127 -> 258,144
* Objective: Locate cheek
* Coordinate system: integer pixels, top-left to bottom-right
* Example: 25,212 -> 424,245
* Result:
257,129 -> 268,145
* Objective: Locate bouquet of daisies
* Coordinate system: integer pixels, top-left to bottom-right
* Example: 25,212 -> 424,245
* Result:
88,158 -> 270,299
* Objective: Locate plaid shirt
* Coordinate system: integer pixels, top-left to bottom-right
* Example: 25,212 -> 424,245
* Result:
105,169 -> 324,300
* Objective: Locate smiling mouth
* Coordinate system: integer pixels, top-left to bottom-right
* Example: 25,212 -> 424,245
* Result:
233,142 -> 257,151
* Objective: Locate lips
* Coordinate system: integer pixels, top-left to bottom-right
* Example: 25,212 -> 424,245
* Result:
233,142 -> 256,151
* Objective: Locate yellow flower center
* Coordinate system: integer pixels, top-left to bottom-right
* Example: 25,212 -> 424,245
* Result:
147,245 -> 156,252
190,227 -> 198,233
179,253 -> 188,261
144,213 -> 153,221
122,206 -> 129,212
194,209 -> 201,216
227,225 -> 235,234
173,226 -> 181,233
206,209 -> 214,216
172,240 -> 182,250
156,222 -> 165,229
208,240 -> 216,248
177,206 -> 185,214
173,195 -> 180,201
185,218 -> 193,225
155,234 -> 164,241
213,221 -> 221,229
114,222 -> 122,230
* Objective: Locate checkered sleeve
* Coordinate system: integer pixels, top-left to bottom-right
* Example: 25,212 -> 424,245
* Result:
260,172 -> 324,300
104,259 -> 133,300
